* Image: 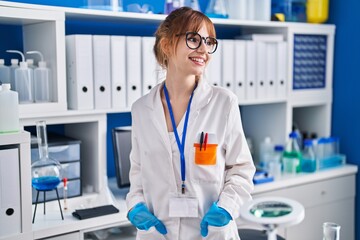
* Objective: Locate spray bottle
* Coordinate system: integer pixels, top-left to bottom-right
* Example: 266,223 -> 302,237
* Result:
27,51 -> 51,102
0,59 -> 10,84
9,58 -> 19,89
7,50 -> 34,103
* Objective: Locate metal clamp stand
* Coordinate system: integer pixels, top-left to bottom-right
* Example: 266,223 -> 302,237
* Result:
32,188 -> 64,223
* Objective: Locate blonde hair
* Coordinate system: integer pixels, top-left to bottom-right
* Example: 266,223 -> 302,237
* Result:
154,7 -> 216,68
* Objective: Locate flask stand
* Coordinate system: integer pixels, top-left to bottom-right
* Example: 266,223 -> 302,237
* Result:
32,188 -> 64,223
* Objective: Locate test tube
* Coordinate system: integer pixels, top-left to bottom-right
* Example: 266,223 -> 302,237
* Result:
63,178 -> 68,210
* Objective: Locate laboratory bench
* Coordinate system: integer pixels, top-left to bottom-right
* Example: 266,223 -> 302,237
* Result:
25,164 -> 356,240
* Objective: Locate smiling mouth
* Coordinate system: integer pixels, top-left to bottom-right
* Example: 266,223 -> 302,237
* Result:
190,57 -> 205,64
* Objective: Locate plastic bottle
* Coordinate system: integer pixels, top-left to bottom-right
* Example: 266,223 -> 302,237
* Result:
301,139 -> 316,172
282,131 -> 302,174
164,0 -> 174,14
0,59 -> 10,84
184,0 -> 200,11
9,58 -> 19,89
26,59 -> 36,69
205,0 -> 228,18
0,83 -> 20,133
259,137 -> 273,171
27,51 -> 51,102
268,145 -> 284,180
7,50 -> 34,103
307,0 -> 328,23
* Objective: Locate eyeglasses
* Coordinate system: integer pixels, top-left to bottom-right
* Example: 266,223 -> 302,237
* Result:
177,32 -> 218,54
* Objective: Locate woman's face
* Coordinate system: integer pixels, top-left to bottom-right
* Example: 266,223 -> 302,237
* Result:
168,23 -> 212,78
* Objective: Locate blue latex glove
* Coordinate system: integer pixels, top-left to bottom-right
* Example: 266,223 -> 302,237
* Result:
128,202 -> 167,235
200,202 -> 233,237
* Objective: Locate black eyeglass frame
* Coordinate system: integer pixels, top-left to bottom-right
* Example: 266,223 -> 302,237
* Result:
176,32 -> 218,54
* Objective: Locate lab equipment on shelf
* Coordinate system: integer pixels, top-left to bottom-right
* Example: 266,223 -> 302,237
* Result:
307,0 -> 329,23
9,58 -> 19,89
301,139 -> 316,172
0,59 -> 10,84
282,131 -> 302,174
259,136 -> 273,171
271,0 -> 307,22
7,50 -> 34,103
27,51 -> 52,103
0,83 -> 19,134
268,145 -> 284,180
31,120 -> 63,223
205,0 -> 228,18
316,137 -> 345,170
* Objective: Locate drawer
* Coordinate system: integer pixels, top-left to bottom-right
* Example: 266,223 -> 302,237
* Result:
31,143 -> 80,163
32,178 -> 81,203
39,231 -> 80,240
61,161 -> 81,179
253,175 -> 355,208
31,134 -> 81,163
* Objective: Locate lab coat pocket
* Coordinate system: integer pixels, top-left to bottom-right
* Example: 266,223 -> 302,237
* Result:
190,145 -> 221,184
194,143 -> 217,165
204,224 -> 239,240
136,226 -> 166,240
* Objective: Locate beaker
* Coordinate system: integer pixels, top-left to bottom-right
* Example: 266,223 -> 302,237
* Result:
323,222 -> 340,240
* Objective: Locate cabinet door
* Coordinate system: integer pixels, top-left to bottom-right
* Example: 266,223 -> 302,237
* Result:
286,198 -> 354,240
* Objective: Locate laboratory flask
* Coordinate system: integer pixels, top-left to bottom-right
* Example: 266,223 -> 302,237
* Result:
31,121 -> 62,191
323,222 -> 340,240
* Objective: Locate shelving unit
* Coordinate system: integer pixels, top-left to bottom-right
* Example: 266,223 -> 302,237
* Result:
0,1 -> 340,239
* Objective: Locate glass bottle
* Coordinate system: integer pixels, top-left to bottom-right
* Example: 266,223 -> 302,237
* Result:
323,222 -> 340,240
31,120 -> 62,191
282,131 -> 302,174
301,139 -> 316,172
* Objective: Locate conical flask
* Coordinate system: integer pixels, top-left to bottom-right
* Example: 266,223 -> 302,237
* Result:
184,0 -> 200,11
31,120 -> 62,191
205,0 -> 228,18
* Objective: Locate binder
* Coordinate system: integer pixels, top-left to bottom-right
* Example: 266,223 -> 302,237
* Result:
266,42 -> 278,99
277,41 -> 287,98
256,41 -> 267,99
93,35 -> 111,109
0,148 -> 21,237
141,37 -> 158,96
126,36 -> 142,108
110,36 -> 127,109
205,39 -> 222,87
221,40 -> 235,92
65,35 -> 94,110
234,40 -> 246,102
245,41 -> 256,100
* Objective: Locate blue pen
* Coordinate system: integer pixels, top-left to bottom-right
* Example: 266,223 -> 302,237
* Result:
200,131 -> 204,151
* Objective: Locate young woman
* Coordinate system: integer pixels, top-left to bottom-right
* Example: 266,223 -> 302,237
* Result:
126,7 -> 255,240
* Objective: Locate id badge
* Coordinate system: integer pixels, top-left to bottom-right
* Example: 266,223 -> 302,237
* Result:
169,194 -> 198,218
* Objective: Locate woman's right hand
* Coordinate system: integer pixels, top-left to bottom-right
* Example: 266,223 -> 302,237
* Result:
127,202 -> 167,235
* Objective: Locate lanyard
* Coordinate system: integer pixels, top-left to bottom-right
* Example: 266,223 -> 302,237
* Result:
163,82 -> 196,194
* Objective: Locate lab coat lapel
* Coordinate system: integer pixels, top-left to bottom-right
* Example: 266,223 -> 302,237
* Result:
185,79 -> 213,152
146,83 -> 172,157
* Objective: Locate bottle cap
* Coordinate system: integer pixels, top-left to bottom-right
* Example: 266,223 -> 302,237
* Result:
289,131 -> 298,138
11,59 -> 19,65
26,59 -> 34,65
274,145 -> 284,152
2,83 -> 10,90
304,139 -> 313,146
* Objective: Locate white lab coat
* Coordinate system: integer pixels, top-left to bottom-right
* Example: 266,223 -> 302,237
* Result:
126,79 -> 255,240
